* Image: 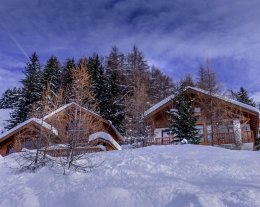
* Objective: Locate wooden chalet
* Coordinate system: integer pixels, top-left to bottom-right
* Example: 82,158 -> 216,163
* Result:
0,102 -> 124,156
144,87 -> 260,150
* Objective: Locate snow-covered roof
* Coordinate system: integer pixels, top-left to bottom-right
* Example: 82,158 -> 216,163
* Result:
107,120 -> 124,142
144,94 -> 175,117
0,109 -> 12,134
187,87 -> 260,114
43,102 -> 124,142
0,118 -> 58,141
89,131 -> 122,150
43,102 -> 102,120
144,86 -> 260,118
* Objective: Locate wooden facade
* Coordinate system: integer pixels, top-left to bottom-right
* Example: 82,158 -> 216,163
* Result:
0,103 -> 124,156
144,87 -> 259,148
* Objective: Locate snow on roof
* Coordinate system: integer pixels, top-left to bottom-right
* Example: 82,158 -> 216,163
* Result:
187,86 -> 260,114
144,86 -> 260,118
43,102 -> 102,120
89,131 -> 122,150
107,120 -> 125,142
0,118 -> 58,140
43,102 -> 124,142
0,109 -> 12,134
144,94 -> 175,117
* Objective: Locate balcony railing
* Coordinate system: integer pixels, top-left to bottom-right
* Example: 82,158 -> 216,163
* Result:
213,131 -> 254,145
145,131 -> 254,146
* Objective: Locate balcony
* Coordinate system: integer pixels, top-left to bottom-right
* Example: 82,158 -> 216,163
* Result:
213,131 -> 254,145
144,131 -> 254,146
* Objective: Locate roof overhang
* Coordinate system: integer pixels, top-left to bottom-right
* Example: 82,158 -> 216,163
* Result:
144,86 -> 260,121
0,118 -> 58,144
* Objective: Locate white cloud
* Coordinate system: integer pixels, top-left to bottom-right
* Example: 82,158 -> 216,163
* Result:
1,0 -> 260,94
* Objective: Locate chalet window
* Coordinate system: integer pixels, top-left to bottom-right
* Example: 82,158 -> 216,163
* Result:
194,107 -> 201,114
228,125 -> 233,133
207,125 -> 212,142
67,120 -> 84,132
242,124 -> 251,131
219,125 -> 227,133
195,125 -> 204,143
162,129 -> 169,138
196,125 -> 204,135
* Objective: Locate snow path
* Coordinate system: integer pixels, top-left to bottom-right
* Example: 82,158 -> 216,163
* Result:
0,145 -> 260,207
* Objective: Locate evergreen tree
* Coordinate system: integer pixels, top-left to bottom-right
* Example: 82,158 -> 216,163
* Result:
148,66 -> 174,105
87,54 -> 107,114
124,46 -> 150,138
6,53 -> 42,129
61,58 -> 76,103
105,47 -> 126,132
169,85 -> 198,144
231,87 -> 256,107
42,56 -> 61,95
0,87 -> 22,109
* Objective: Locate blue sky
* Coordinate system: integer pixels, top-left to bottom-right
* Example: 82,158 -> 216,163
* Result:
1,0 -> 260,100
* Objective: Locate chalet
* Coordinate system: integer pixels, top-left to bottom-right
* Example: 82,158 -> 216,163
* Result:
0,102 -> 124,156
144,87 -> 260,150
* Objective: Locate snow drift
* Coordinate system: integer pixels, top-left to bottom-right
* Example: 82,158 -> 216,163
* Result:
0,145 -> 260,207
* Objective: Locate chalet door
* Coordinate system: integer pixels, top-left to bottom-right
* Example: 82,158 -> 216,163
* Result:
162,129 -> 171,144
195,125 -> 204,143
162,130 -> 169,138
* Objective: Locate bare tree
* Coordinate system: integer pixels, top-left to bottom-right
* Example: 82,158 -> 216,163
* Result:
13,84 -> 59,171
50,61 -> 104,174
196,59 -> 220,93
196,90 -> 244,148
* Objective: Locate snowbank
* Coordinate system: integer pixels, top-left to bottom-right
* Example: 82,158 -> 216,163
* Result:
1,145 -> 260,207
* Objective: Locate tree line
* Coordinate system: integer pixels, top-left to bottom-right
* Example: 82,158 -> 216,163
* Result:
0,46 -> 174,138
0,47 -> 256,142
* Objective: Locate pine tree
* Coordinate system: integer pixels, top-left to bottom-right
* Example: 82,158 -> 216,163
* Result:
61,58 -> 76,103
124,46 -> 150,138
231,87 -> 256,107
148,66 -> 174,105
105,47 -> 126,132
6,53 -> 42,129
0,87 -> 22,109
87,54 -> 107,114
42,56 -> 61,95
169,85 -> 198,144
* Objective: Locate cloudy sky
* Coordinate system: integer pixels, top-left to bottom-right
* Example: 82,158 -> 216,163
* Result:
1,0 -> 260,100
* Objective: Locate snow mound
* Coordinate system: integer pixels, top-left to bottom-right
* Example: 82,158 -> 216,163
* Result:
1,145 -> 260,207
89,131 -> 122,150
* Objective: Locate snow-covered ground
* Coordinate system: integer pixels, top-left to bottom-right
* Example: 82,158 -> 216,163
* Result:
0,145 -> 260,207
